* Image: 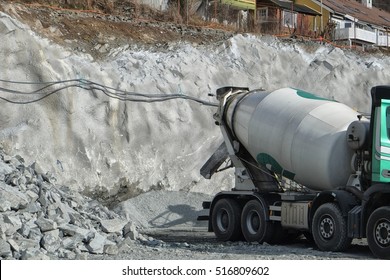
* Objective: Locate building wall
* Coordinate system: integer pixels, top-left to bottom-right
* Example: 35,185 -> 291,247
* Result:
295,0 -> 331,33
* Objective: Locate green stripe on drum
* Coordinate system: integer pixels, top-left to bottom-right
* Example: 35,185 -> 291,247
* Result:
257,153 -> 295,180
294,88 -> 335,102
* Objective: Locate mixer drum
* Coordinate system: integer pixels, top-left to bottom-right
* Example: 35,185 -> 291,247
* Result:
225,88 -> 362,191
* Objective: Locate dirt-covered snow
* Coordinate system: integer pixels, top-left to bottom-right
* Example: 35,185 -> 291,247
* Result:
0,2 -> 389,260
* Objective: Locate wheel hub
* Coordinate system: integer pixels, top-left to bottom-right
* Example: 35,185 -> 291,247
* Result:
320,217 -> 334,239
246,210 -> 260,235
375,219 -> 390,247
217,209 -> 229,232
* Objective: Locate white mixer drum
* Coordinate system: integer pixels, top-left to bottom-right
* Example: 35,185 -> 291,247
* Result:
226,88 -> 362,191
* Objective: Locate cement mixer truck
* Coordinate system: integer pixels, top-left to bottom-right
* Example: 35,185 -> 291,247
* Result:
199,86 -> 390,259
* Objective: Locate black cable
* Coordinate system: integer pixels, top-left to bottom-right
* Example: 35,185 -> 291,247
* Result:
0,78 -> 218,107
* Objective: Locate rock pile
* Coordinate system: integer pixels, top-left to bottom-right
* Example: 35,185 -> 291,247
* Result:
0,147 -> 141,260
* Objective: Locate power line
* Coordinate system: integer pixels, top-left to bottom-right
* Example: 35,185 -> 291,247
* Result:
0,78 -> 218,107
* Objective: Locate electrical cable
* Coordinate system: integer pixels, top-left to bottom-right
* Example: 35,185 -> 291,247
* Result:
0,78 -> 219,107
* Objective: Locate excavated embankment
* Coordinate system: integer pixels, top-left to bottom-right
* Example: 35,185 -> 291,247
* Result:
1,2 -> 389,259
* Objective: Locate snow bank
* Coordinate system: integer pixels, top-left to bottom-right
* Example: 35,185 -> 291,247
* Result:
1,12 -> 390,197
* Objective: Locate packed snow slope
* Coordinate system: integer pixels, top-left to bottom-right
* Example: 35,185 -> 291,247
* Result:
1,5 -> 390,199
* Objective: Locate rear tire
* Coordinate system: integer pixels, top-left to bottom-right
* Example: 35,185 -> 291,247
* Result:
366,206 -> 390,259
212,198 -> 242,241
241,200 -> 273,243
312,202 -> 352,252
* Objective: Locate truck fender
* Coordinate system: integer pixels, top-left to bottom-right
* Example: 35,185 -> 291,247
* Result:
310,190 -> 359,224
362,184 -> 390,225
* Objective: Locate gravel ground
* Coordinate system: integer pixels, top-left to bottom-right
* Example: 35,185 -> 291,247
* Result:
88,227 -> 374,260
108,190 -> 375,260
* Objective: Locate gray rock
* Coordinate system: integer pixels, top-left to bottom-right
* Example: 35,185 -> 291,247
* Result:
10,177 -> 19,186
117,237 -> 134,252
62,235 -> 84,250
100,218 -> 127,233
20,248 -> 50,260
0,238 -> 12,258
69,200 -> 78,208
18,223 -> 31,238
3,215 -> 22,235
123,221 -> 139,240
0,182 -> 29,210
47,203 -> 61,220
28,227 -> 43,242
48,190 -> 62,204
26,190 -> 39,202
0,149 -> 137,258
59,224 -> 92,240
58,248 -> 76,259
18,176 -> 27,186
138,233 -> 148,242
0,200 -> 11,212
104,244 -> 119,255
41,233 -> 61,253
38,194 -> 49,209
69,212 -> 83,225
24,202 -> 41,214
2,155 -> 12,163
86,232 -> 106,254
35,217 -> 57,232
7,239 -> 20,252
31,161 -> 45,175
44,229 -> 60,237
14,155 -> 25,164
14,237 -> 40,252
13,251 -> 22,260
76,252 -> 89,260
23,169 -> 33,184
0,220 -> 17,237
0,161 -> 13,175
56,201 -> 76,221
4,214 -> 22,228
27,184 -> 39,193
20,212 -> 34,222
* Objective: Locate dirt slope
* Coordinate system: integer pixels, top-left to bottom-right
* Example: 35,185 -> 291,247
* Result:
0,1 -> 233,60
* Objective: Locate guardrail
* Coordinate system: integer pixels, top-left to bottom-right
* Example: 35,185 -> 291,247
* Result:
335,27 -> 390,47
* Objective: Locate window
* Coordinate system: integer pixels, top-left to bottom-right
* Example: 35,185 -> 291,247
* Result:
282,10 -> 297,28
258,7 -> 268,20
344,22 -> 352,28
386,106 -> 390,140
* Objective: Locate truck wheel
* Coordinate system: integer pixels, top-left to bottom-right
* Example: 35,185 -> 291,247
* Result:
366,206 -> 390,259
312,202 -> 352,252
212,198 -> 242,241
241,200 -> 273,243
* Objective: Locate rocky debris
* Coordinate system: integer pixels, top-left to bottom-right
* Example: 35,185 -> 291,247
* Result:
0,146 -> 145,260
100,218 -> 127,234
123,221 -> 139,240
